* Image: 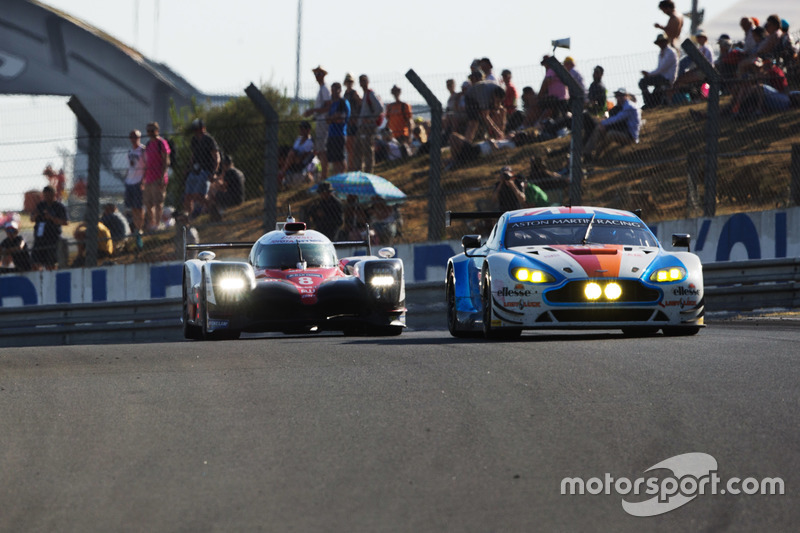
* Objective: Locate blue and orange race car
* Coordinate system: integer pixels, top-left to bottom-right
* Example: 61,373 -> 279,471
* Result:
181,217 -> 406,340
446,206 -> 704,339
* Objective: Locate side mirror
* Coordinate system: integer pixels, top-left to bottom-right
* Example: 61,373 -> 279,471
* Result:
378,247 -> 396,258
462,235 -> 481,250
672,233 -> 691,252
198,251 -> 216,262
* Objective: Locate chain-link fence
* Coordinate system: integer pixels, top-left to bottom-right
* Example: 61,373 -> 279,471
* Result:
1,43 -> 799,271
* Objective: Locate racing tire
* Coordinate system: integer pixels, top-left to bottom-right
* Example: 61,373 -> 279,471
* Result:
662,326 -> 701,336
481,266 -> 522,341
447,269 -> 475,338
182,275 -> 203,340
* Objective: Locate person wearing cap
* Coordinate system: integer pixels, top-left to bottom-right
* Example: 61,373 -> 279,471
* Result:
385,85 -> 414,149
304,66 -> 332,180
638,33 -> 679,109
667,29 -> 714,104
563,57 -> 586,97
655,0 -> 683,49
306,181 -> 343,240
342,73 -> 362,171
279,120 -> 316,187
1,221 -> 33,272
583,88 -> 641,162
587,65 -> 607,117
124,129 -> 146,233
355,74 -> 385,174
491,166 -> 526,212
30,185 -> 68,270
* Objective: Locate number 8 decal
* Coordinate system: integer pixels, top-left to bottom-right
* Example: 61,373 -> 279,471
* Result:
297,277 -> 314,285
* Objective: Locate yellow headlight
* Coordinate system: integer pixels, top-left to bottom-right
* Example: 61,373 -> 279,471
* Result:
585,282 -> 602,300
650,267 -> 686,283
604,282 -> 622,300
513,268 -> 552,283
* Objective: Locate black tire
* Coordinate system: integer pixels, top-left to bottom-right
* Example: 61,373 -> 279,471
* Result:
621,327 -> 659,337
662,326 -> 701,336
447,269 -> 471,338
481,267 -> 522,340
182,275 -> 203,340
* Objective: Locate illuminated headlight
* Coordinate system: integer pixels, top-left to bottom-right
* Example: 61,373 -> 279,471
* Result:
604,282 -> 622,300
513,268 -> 555,283
218,277 -> 246,291
650,267 -> 686,283
584,282 -> 602,300
370,275 -> 396,287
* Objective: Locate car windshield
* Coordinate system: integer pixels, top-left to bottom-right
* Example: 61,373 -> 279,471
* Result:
252,242 -> 338,269
505,219 -> 658,247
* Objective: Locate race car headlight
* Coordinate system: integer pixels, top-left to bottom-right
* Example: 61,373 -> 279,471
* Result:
513,268 -> 555,283
604,282 -> 622,300
585,282 -> 602,300
370,275 -> 396,287
218,276 -> 247,292
650,267 -> 686,283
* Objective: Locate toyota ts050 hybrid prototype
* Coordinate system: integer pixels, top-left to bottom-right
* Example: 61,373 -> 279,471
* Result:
181,217 -> 406,340
445,206 -> 704,339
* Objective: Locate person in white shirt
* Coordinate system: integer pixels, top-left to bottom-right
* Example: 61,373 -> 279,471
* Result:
638,33 -> 679,109
303,66 -> 331,180
124,129 -> 146,233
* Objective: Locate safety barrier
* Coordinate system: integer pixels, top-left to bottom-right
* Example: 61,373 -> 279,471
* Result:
1,260 -> 797,346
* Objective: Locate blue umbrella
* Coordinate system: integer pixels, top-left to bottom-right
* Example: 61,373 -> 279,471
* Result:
309,172 -> 407,205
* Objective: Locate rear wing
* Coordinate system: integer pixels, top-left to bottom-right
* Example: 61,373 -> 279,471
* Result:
445,211 -> 504,227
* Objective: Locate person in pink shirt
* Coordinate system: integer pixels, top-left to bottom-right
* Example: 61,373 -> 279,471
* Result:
143,121 -> 171,232
535,56 -> 570,124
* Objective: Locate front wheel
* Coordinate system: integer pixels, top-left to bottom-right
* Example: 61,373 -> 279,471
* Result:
481,267 -> 521,340
183,276 -> 202,340
447,269 -> 474,338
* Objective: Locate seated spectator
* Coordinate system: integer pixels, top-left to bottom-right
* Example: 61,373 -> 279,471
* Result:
100,203 -> 131,250
583,88 -> 641,161
528,155 -> 570,200
279,120 -> 318,188
639,33 -> 679,109
375,128 -> 406,162
336,194 -> 369,241
72,221 -> 113,267
410,124 -> 429,156
368,196 -> 399,245
461,80 -> 507,143
667,30 -> 715,104
305,181 -> 342,240
491,166 -> 526,212
0,221 -> 33,272
520,86 -> 540,128
740,16 -> 759,55
715,35 -> 744,91
447,131 -> 516,166
587,65 -> 608,117
207,154 -> 245,221
173,210 -> 200,259
501,69 -> 524,132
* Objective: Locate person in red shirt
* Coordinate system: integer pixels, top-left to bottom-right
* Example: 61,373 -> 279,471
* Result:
385,85 -> 413,147
142,121 -> 170,232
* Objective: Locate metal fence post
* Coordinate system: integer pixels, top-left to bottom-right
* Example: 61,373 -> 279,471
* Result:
542,56 -> 584,205
681,38 -> 720,217
791,144 -> 800,206
67,96 -> 101,267
687,151 -> 701,216
245,83 -> 279,231
405,69 -> 444,241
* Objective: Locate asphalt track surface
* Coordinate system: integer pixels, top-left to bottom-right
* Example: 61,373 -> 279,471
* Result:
1,320 -> 798,532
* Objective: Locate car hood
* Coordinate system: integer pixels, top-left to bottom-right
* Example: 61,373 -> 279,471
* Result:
510,244 -> 661,279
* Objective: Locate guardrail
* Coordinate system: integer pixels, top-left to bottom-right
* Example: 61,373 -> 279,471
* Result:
1,260 -> 797,346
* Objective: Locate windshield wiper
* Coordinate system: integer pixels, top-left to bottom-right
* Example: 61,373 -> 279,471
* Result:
581,212 -> 596,245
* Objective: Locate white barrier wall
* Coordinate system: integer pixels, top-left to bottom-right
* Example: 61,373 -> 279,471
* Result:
2,207 -> 799,308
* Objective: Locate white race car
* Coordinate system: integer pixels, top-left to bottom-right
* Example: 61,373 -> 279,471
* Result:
446,206 -> 704,339
182,217 -> 406,340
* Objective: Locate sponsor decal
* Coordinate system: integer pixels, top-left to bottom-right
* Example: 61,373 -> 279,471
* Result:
660,299 -> 698,309
503,300 -> 541,310
510,219 -> 644,229
673,286 -> 700,296
496,287 -> 532,297
208,319 -> 230,329
287,273 -> 323,279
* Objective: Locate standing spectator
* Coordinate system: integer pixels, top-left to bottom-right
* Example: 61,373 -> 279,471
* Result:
479,58 -> 498,83
303,66 -> 331,181
173,211 -> 200,259
587,65 -> 608,117
386,85 -> 413,147
100,203 -> 130,247
639,33 -> 679,109
279,120 -> 316,187
491,166 -> 526,212
536,56 -> 570,123
187,118 -> 219,214
326,82 -> 351,177
356,74 -> 385,174
583,88 -> 641,162
124,129 -> 146,233
563,57 -> 586,97
444,78 -> 460,136
502,69 -> 524,131
142,121 -> 171,232
521,86 -> 540,128
461,81 -> 507,143
306,182 -> 342,240
206,154 -> 245,221
30,185 -> 68,270
654,0 -> 684,49
343,73 -> 361,171
1,221 -> 33,272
